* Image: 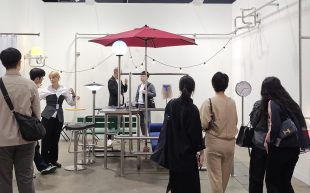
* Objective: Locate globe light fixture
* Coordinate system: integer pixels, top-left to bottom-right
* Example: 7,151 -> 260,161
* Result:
111,40 -> 127,107
112,40 -> 128,56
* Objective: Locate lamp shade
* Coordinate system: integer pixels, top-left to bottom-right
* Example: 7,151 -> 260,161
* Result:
85,82 -> 104,91
30,47 -> 43,56
112,40 -> 128,56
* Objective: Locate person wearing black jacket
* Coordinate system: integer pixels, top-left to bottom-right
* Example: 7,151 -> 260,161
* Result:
261,77 -> 310,193
135,71 -> 156,136
30,68 -> 57,175
108,67 -> 128,106
165,75 -> 205,193
249,100 -> 268,193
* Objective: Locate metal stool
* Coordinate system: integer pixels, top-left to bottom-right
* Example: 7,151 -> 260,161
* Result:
64,122 -> 95,171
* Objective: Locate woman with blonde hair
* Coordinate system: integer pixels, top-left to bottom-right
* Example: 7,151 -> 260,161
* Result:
40,71 -> 76,168
200,72 -> 238,193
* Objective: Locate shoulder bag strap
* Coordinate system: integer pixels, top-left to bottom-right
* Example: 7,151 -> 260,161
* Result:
209,98 -> 215,121
0,78 -> 15,111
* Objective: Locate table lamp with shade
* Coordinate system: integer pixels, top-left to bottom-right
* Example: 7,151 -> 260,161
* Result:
84,82 -> 104,163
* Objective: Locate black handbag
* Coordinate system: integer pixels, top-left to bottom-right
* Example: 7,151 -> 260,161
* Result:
148,97 -> 156,108
275,118 -> 298,147
236,123 -> 254,147
204,98 -> 217,131
0,78 -> 46,141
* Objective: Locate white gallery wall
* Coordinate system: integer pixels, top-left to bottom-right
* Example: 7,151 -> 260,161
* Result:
1,0 -> 310,185
0,0 -> 44,76
232,0 -> 310,185
40,2 -> 233,122
0,1 -> 233,122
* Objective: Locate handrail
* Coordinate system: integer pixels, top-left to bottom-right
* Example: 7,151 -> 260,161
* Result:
115,136 -> 158,140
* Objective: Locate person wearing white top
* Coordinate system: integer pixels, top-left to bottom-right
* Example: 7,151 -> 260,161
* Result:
40,71 -> 76,168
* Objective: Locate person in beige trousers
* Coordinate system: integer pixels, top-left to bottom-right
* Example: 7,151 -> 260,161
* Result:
200,72 -> 238,193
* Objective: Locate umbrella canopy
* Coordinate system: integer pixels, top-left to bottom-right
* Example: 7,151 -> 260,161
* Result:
89,25 -> 196,47
89,25 -> 196,121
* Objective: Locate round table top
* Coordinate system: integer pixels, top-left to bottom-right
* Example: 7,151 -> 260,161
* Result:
64,107 -> 86,111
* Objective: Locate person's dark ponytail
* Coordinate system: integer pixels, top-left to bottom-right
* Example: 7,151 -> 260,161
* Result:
181,87 -> 190,101
179,75 -> 195,102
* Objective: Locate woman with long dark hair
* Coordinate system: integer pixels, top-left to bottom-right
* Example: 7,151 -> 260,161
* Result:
261,77 -> 310,193
165,75 -> 205,193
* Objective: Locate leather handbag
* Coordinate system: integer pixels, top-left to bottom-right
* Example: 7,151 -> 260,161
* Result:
275,118 -> 298,147
236,123 -> 254,147
204,98 -> 217,131
0,78 -> 46,141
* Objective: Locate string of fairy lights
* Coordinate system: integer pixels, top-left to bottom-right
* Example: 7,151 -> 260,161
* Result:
32,37 -> 232,73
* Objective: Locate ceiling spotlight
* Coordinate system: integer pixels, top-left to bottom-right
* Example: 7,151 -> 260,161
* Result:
192,0 -> 204,5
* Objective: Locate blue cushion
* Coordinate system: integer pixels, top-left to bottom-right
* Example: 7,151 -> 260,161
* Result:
149,132 -> 160,151
149,123 -> 163,132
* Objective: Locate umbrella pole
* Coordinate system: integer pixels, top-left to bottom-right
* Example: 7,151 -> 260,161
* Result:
118,55 -> 121,108
144,40 -> 149,149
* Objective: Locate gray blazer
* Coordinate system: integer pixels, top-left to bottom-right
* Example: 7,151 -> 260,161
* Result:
135,82 -> 156,106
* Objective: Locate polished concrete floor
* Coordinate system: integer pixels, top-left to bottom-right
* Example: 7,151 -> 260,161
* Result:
12,139 -> 310,193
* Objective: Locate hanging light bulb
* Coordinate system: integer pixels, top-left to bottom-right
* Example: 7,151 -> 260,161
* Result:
152,59 -> 156,64
179,68 -> 183,73
140,63 -> 143,69
92,67 -> 95,72
129,56 -> 133,61
135,66 -> 139,71
60,71 -> 63,74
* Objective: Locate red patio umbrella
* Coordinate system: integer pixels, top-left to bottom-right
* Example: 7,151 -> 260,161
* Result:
89,25 -> 196,141
89,25 -> 196,48
89,24 -> 196,101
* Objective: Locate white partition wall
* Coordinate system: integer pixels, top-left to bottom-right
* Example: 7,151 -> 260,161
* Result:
40,3 -> 233,122
232,0 -> 310,185
0,1 -> 233,122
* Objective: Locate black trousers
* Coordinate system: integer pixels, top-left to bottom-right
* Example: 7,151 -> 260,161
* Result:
265,146 -> 299,193
41,117 -> 63,164
249,146 -> 267,193
167,168 -> 201,193
34,142 -> 48,171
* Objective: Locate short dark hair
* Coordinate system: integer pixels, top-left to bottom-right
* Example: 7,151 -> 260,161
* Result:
179,75 -> 195,101
141,71 -> 149,78
212,72 -> 229,92
0,47 -> 22,69
29,68 -> 46,80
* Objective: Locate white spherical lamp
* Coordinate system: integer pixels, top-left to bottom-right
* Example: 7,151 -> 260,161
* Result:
112,40 -> 128,56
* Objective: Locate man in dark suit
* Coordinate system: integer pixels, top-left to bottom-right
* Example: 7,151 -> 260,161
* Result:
108,67 -> 128,106
107,67 -> 128,146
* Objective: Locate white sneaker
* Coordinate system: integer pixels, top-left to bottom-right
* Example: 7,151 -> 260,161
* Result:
107,139 -> 113,147
41,165 -> 57,175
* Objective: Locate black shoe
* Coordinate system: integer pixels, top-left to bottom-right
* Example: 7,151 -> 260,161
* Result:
41,165 -> 57,175
51,162 -> 62,168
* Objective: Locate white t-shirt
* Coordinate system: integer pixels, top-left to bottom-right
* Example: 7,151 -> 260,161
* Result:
138,83 -> 145,104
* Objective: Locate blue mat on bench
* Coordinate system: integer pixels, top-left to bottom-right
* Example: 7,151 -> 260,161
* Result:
149,123 -> 163,151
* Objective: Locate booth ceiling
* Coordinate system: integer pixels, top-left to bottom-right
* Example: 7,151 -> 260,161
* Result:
42,0 -> 236,4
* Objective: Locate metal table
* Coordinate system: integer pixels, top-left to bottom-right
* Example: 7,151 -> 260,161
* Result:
114,136 -> 159,176
100,108 -> 140,169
